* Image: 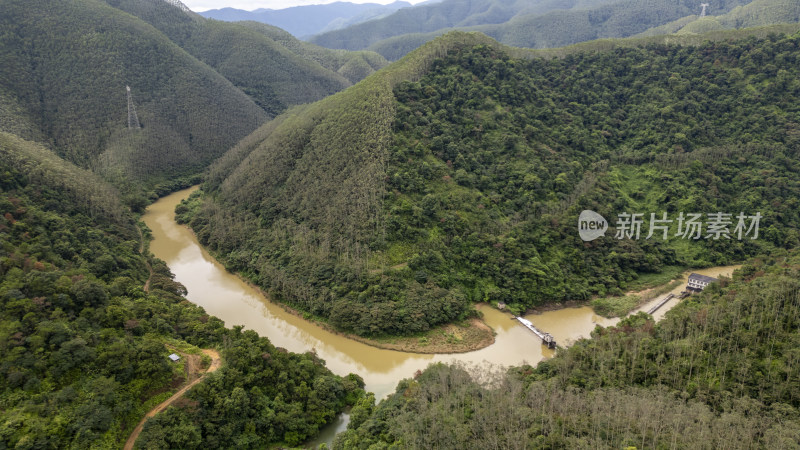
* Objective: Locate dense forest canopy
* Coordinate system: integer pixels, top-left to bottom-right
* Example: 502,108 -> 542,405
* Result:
0,1 -> 383,446
183,30 -> 800,337
336,253 -> 800,448
2,0 -> 800,445
0,115 -> 363,450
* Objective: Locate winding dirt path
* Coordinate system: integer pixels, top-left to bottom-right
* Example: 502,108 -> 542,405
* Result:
124,349 -> 221,450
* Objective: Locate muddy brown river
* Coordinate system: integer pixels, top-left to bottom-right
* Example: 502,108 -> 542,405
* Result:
142,187 -> 739,443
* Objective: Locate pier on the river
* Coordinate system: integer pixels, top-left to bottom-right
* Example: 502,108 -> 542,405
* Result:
515,317 -> 557,349
646,293 -> 675,315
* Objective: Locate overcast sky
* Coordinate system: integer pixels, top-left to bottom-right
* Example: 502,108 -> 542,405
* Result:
184,0 -> 426,12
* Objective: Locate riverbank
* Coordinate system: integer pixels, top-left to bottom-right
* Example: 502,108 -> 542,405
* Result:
593,265 -> 742,319
162,188 -> 733,353
150,186 -> 739,353
239,276 -> 496,354
524,265 -> 741,320
167,187 -> 495,354
591,278 -> 684,318
143,187 -> 630,401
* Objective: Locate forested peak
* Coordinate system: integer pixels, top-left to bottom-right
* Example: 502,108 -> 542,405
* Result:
106,0 -> 387,117
206,30 -> 503,192
308,0 -> 600,50
0,0 -> 268,189
203,31 -> 504,192
191,28 -> 800,336
102,0 -> 202,43
233,20 -> 390,85
104,0 -> 201,23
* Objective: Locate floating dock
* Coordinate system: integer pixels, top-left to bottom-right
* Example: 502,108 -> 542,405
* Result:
515,317 -> 557,349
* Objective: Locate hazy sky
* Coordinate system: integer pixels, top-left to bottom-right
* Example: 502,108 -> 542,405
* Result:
184,0 -> 426,12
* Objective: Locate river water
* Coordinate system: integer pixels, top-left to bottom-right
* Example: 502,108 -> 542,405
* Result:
142,187 -> 739,444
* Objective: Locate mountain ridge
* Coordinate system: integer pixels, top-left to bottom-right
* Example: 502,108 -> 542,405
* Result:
0,0 -> 387,196
200,1 -> 413,38
0,0 -> 268,186
311,0 -> 773,60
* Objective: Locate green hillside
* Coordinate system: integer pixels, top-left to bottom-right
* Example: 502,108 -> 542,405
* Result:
181,29 -> 800,337
337,253 -> 800,448
310,0 -> 621,52
0,121 -> 362,448
3,0 -> 800,446
484,0 -> 749,48
0,0 -> 382,193
103,0 -> 369,114
0,0 -> 268,186
636,0 -> 800,37
237,21 -> 389,86
313,0 -> 756,60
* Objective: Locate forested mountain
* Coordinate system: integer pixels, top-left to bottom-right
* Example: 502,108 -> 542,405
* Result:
0,2 -> 379,444
0,0 -> 385,197
636,0 -> 800,37
236,21 -> 389,86
336,254 -> 800,448
309,0 -> 614,51
0,133 -> 364,447
200,2 -> 413,39
3,0 -> 800,446
311,0 -> 762,60
0,0 -> 268,185
182,28 -> 800,337
479,0 -> 753,48
103,0 -> 386,115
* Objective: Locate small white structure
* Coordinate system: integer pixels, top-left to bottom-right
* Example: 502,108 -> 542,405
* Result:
687,273 -> 717,292
168,353 -> 180,362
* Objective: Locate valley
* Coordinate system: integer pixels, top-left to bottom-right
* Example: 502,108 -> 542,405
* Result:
2,0 -> 800,447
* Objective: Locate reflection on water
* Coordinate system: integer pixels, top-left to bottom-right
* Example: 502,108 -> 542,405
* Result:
143,187 -> 739,401
529,306 -> 618,347
306,411 -> 350,448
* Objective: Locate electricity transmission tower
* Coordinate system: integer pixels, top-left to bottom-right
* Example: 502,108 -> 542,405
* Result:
126,85 -> 140,130
700,3 -> 709,17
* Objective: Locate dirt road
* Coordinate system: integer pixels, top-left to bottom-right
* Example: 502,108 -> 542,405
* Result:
123,349 -> 221,450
